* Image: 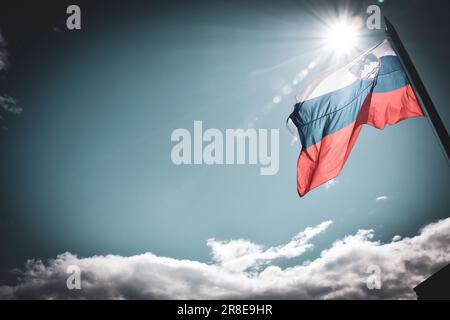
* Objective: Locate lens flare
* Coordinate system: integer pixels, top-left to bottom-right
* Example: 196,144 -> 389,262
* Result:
325,21 -> 358,55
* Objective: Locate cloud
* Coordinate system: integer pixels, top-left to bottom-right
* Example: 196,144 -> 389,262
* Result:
0,32 -> 22,121
0,32 -> 7,71
375,196 -> 389,201
324,179 -> 339,189
0,96 -> 22,117
1,218 -> 449,300
207,220 -> 332,273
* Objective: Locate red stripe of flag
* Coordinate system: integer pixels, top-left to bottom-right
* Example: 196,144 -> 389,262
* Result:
297,84 -> 423,196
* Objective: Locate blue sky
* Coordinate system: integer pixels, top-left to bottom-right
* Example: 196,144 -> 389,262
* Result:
0,0 -> 449,298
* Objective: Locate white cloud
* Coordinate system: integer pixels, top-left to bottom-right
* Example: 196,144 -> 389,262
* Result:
375,196 -> 389,201
1,218 -> 449,300
0,33 -> 22,121
207,221 -> 332,273
324,179 -> 338,189
0,96 -> 22,117
392,235 -> 401,242
0,32 -> 7,71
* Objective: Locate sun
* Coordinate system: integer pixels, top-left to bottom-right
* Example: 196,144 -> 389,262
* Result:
325,20 -> 358,56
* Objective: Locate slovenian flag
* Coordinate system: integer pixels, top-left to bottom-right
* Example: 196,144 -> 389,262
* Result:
288,39 -> 424,197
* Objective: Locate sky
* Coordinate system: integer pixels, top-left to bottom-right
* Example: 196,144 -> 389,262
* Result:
0,0 -> 449,299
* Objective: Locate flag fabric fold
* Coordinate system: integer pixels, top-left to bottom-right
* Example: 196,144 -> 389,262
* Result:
288,39 -> 423,197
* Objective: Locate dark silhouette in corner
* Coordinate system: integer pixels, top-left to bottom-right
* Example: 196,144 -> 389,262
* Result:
414,264 -> 450,300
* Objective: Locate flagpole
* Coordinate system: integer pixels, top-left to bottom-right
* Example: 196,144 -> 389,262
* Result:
384,17 -> 450,164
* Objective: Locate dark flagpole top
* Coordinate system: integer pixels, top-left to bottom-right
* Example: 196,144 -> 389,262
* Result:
384,17 -> 395,35
384,17 -> 450,164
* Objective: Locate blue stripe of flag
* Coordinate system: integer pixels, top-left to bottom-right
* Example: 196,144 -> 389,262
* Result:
291,55 -> 409,148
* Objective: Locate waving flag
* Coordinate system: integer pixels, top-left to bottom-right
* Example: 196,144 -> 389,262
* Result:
288,39 -> 423,197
